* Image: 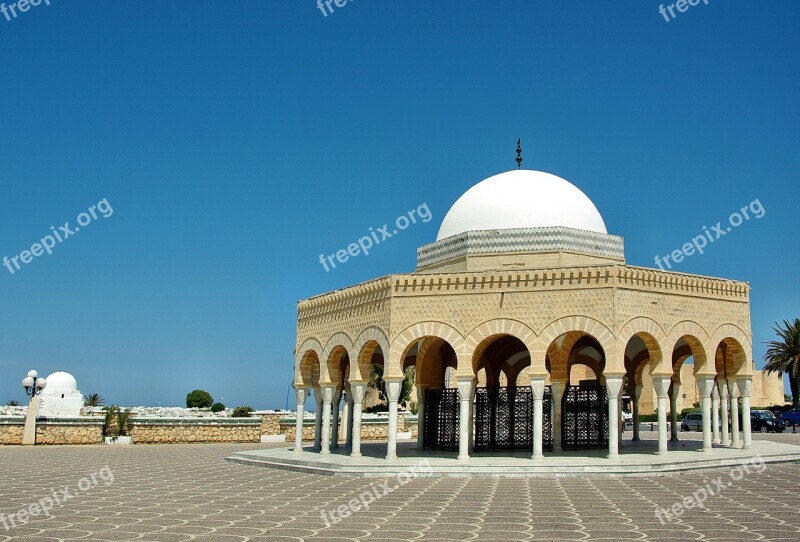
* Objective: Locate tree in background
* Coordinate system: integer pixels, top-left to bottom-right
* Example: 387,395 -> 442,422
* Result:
5,400 -> 21,407
210,402 -> 226,413
763,319 -> 800,406
232,406 -> 254,417
368,365 -> 415,407
186,390 -> 213,408
85,393 -> 105,407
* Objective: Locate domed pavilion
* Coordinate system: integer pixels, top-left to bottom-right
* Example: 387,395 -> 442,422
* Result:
291,158 -> 756,464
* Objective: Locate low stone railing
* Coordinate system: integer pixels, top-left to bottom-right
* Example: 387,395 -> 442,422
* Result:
129,418 -> 261,444
0,416 -> 103,445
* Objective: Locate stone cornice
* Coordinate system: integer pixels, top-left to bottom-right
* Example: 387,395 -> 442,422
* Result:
297,265 -> 748,317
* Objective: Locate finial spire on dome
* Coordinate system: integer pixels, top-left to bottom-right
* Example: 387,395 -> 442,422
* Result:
516,139 -> 523,169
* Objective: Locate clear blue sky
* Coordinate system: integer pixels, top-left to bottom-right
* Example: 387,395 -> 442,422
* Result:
1,1 -> 798,408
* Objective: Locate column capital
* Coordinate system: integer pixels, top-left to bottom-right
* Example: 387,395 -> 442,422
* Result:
350,382 -> 367,402
385,378 -> 403,402
320,384 -> 335,403
652,376 -> 671,398
605,375 -> 624,399
712,382 -> 720,399
530,377 -> 546,400
295,388 -> 308,403
736,376 -> 753,397
457,377 -> 476,400
695,375 -> 715,397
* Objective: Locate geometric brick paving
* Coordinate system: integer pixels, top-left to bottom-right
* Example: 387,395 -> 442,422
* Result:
1,433 -> 799,541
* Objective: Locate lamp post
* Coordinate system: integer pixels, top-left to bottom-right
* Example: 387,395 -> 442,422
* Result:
21,370 -> 47,445
22,370 -> 47,399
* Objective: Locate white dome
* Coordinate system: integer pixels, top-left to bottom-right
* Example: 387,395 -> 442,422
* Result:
436,170 -> 607,241
43,371 -> 78,392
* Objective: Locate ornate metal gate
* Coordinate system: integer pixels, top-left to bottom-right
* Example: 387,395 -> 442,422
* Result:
561,384 -> 608,450
475,386 -> 552,452
423,388 -> 460,451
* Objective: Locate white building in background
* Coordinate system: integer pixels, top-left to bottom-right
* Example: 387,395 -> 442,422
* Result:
38,371 -> 84,417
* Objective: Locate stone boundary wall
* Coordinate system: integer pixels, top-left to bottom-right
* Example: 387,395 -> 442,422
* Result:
1,413 -> 419,445
129,418 -> 261,444
0,417 -> 103,445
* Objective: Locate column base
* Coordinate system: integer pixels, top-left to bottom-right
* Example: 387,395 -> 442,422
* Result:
670,436 -> 679,443
350,452 -> 362,458
607,453 -> 619,459
712,438 -> 721,445
386,454 -> 397,461
743,444 -> 752,450
657,450 -> 668,456
531,454 -> 544,460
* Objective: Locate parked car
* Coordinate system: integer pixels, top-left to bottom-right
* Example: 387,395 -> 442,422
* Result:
750,410 -> 785,433
779,408 -> 800,427
682,413 -> 703,431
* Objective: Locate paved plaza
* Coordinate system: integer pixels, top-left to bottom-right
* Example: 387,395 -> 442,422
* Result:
1,433 -> 799,542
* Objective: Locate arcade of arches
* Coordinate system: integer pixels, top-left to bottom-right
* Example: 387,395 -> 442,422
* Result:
292,167 -> 772,463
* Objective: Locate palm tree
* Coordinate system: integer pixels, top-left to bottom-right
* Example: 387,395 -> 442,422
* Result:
5,400 -> 21,407
763,319 -> 800,406
85,393 -> 105,407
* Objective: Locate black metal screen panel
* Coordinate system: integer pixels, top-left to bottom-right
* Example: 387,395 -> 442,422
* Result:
423,388 -> 460,451
475,387 -> 552,452
562,385 -> 609,450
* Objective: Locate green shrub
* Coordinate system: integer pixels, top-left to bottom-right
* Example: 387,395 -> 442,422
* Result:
232,406 -> 254,417
364,404 -> 389,413
639,414 -> 658,422
210,402 -> 226,413
186,390 -> 213,408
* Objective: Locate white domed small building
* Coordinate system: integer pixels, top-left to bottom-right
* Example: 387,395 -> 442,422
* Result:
38,371 -> 84,417
291,157 -> 763,467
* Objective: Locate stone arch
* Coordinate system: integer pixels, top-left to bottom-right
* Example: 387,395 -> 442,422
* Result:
711,324 -> 752,378
352,326 -> 390,383
320,333 -> 354,387
465,319 -> 538,376
666,321 -> 712,375
388,322 -> 466,379
618,317 -> 668,377
537,316 -> 618,374
294,337 -> 323,388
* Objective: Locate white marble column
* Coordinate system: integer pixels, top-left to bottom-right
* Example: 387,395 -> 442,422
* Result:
697,375 -> 715,452
711,383 -> 721,445
729,379 -> 741,448
385,379 -> 403,461
551,381 -> 566,452
720,382 -> 731,445
416,386 -> 425,451
345,392 -> 354,448
669,381 -> 681,442
293,387 -> 308,453
457,378 -> 476,461
319,385 -> 334,455
313,390 -> 323,450
632,384 -> 643,441
653,376 -> 671,455
738,377 -> 753,450
531,377 -> 546,460
606,375 -> 624,459
350,383 -> 366,458
330,389 -> 342,449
